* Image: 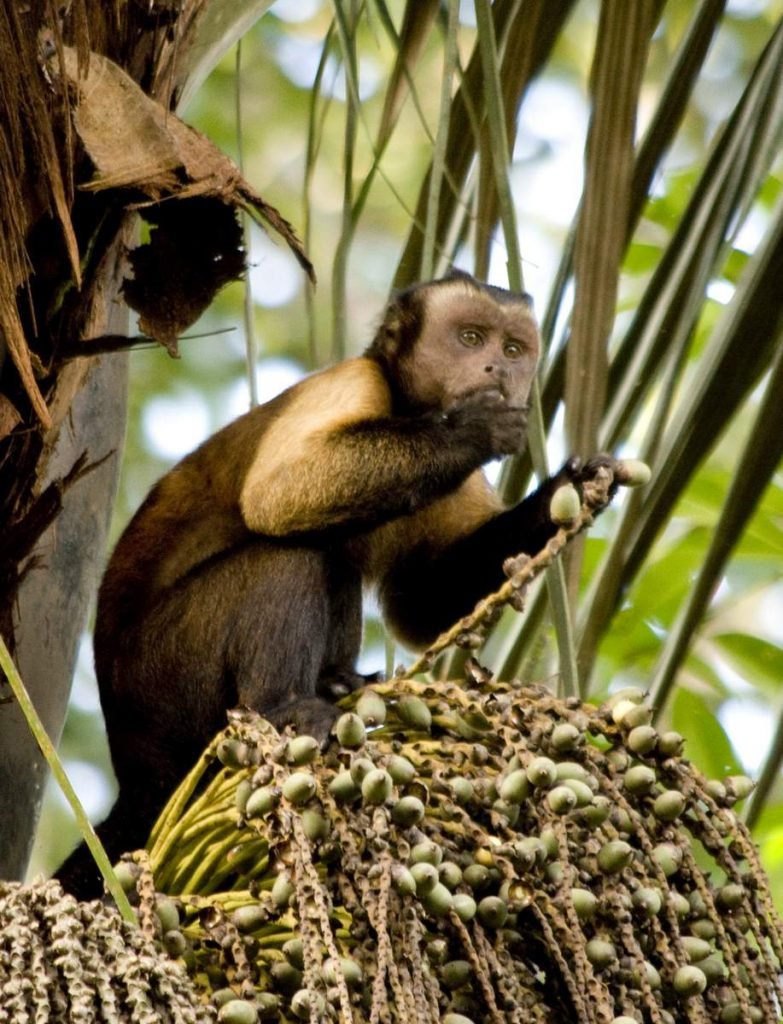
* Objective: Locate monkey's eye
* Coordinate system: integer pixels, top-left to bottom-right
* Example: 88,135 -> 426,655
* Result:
503,340 -> 525,359
459,328 -> 484,347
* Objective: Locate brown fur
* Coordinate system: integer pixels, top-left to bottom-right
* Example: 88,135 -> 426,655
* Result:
352,471 -> 502,588
102,350 -> 504,648
58,271 -> 582,901
241,359 -> 393,535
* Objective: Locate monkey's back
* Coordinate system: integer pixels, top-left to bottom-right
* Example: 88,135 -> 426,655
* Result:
93,395 -> 292,680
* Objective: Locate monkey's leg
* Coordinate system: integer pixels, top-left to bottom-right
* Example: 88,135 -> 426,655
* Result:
315,558 -> 371,699
58,544 -> 338,897
108,540 -> 341,748
219,543 -> 339,741
105,541 -> 340,763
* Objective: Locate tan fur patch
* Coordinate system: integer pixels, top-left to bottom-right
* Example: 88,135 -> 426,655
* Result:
240,358 -> 392,534
423,280 -> 533,330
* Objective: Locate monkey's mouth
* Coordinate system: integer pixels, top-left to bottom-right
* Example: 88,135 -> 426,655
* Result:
457,383 -> 530,408
494,391 -> 531,418
492,382 -> 530,411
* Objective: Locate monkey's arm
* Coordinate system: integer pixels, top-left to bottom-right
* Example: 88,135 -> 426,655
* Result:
381,457 -> 613,649
240,388 -> 525,538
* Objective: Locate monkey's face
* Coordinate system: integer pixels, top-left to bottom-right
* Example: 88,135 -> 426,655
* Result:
402,281 -> 540,411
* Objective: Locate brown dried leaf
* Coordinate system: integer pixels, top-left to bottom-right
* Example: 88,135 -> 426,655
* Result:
0,395 -> 22,443
0,278 -> 51,430
0,11 -> 81,428
58,46 -> 313,280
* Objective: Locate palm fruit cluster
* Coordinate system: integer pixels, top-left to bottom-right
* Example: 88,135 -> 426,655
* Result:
0,876 -> 207,1022
131,672 -> 783,1024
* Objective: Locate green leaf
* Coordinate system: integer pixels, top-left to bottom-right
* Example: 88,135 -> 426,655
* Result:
623,241 -> 665,276
713,634 -> 783,696
566,0 -> 658,454
670,687 -> 740,779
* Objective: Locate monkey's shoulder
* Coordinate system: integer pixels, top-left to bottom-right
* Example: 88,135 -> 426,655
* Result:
246,357 -> 392,457
237,359 -> 393,534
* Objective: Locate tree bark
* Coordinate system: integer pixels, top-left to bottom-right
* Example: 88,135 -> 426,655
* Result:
0,344 -> 127,878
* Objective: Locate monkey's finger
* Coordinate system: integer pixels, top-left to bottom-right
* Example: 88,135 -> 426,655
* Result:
561,455 -> 583,479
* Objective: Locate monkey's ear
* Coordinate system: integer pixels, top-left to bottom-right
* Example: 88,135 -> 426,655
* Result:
366,287 -> 423,363
442,267 -> 476,286
375,302 -> 404,356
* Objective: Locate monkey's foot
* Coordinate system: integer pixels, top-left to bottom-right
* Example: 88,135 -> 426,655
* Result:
265,695 -> 338,746
316,669 -> 384,701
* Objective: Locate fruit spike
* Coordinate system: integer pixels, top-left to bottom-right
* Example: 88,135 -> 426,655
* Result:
135,673 -> 777,1024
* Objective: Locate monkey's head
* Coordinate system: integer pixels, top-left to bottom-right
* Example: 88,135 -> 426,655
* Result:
367,270 -> 540,412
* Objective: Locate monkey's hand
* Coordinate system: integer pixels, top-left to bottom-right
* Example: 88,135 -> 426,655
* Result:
444,388 -> 528,460
560,453 -> 621,513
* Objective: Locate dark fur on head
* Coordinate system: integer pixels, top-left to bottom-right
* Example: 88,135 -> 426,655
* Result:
365,269 -> 532,366
440,268 -> 533,309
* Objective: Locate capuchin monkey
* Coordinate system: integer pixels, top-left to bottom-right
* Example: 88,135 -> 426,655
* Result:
56,269 -> 617,898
